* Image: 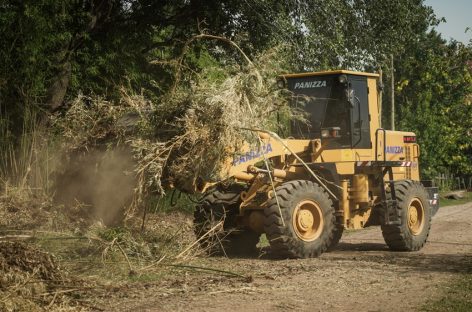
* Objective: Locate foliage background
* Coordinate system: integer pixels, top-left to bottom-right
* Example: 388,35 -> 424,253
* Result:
1,0 -> 471,186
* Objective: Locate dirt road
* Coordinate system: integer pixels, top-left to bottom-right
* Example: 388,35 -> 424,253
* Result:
112,202 -> 472,312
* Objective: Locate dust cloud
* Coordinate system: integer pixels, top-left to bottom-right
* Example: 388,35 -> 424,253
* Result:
54,146 -> 137,226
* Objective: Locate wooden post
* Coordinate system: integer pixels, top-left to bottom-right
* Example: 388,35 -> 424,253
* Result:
379,68 -> 383,128
390,54 -> 395,131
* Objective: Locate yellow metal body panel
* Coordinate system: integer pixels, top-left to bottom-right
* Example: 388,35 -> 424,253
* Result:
222,130 -> 420,183
341,149 -> 353,161
368,77 -> 381,143
335,162 -> 355,175
378,130 -> 420,181
226,138 -> 311,178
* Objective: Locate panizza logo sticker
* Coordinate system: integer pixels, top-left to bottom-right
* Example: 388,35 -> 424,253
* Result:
294,80 -> 327,89
233,144 -> 273,166
385,146 -> 404,154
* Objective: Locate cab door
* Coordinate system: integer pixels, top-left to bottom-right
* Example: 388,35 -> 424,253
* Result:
349,76 -> 371,149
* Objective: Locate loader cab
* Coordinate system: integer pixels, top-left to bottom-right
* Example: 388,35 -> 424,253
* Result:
281,70 -> 372,149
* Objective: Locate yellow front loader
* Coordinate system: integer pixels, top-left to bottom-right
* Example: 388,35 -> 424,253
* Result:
190,70 -> 439,258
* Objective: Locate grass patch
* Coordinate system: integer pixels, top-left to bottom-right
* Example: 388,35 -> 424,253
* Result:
440,191 -> 472,207
422,274 -> 472,312
19,209 -> 197,286
257,233 -> 269,248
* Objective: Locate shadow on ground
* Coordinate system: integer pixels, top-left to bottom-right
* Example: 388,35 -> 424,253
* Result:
323,248 -> 472,275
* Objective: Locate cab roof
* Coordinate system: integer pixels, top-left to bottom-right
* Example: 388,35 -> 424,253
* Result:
280,70 -> 380,79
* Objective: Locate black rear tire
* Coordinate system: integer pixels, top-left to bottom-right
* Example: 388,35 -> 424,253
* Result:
263,180 -> 338,258
381,180 -> 432,251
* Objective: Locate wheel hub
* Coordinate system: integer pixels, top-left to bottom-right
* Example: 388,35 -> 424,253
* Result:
297,210 -> 314,231
407,198 -> 425,236
292,200 -> 324,242
409,207 -> 418,225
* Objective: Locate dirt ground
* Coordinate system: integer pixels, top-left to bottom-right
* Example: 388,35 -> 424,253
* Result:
107,202 -> 472,312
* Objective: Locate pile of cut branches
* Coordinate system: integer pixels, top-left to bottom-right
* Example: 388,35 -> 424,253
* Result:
0,241 -> 86,311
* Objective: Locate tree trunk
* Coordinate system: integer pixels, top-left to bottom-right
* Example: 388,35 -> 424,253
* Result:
46,61 -> 71,111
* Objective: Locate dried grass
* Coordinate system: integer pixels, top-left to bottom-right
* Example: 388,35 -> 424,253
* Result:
0,241 -> 87,312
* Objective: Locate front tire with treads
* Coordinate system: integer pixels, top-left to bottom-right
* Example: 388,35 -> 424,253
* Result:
381,180 -> 432,251
263,180 -> 338,258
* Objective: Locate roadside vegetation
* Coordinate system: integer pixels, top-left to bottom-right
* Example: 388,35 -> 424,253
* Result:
440,192 -> 472,207
422,274 -> 472,312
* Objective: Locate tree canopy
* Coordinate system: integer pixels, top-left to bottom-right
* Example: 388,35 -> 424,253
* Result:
1,0 -> 471,178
